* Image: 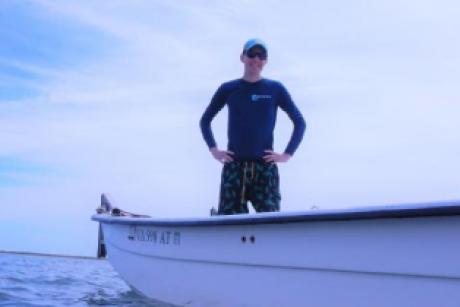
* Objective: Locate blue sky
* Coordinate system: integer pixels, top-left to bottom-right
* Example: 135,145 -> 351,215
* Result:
0,1 -> 114,101
1,0 -> 459,256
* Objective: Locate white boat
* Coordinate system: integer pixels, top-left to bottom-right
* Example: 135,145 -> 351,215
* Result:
92,194 -> 460,307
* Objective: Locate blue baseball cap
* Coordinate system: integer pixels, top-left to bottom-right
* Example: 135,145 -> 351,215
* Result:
243,38 -> 267,53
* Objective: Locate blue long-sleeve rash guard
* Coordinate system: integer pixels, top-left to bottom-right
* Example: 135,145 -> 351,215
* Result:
200,78 -> 306,160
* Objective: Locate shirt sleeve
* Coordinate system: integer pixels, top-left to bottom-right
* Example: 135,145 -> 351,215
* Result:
199,84 -> 227,149
276,83 -> 307,155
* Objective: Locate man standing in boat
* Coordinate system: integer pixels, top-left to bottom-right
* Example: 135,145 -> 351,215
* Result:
200,38 -> 306,215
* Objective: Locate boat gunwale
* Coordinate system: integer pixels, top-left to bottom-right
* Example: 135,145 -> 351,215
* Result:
91,200 -> 460,227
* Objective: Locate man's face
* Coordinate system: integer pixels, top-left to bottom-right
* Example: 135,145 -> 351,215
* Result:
241,46 -> 267,74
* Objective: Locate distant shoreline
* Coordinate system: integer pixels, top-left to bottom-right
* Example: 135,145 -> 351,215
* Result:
0,250 -> 103,260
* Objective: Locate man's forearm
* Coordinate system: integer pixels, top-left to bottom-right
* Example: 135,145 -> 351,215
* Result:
285,115 -> 306,155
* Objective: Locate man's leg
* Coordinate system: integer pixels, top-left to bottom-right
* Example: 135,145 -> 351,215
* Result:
218,162 -> 249,215
249,162 -> 281,212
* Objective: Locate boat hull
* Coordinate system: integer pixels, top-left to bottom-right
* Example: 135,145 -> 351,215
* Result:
96,208 -> 460,307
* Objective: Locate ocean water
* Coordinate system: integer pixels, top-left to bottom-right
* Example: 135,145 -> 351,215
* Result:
0,252 -> 175,306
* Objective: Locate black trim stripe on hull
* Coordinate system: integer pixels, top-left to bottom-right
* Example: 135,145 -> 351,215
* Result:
92,200 -> 460,227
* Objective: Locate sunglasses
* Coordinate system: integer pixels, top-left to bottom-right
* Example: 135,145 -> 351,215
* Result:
245,49 -> 267,60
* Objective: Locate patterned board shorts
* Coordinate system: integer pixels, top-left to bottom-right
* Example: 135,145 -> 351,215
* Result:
218,161 -> 281,215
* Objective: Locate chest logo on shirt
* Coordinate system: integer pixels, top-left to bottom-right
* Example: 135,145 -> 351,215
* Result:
251,94 -> 272,102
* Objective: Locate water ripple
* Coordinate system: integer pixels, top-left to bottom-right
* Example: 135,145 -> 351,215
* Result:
0,253 -> 173,306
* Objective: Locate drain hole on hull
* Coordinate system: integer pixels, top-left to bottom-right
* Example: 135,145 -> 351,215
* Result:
241,235 -> 256,243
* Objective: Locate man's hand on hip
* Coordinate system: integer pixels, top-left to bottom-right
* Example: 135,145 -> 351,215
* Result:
210,147 -> 234,164
263,150 -> 291,163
